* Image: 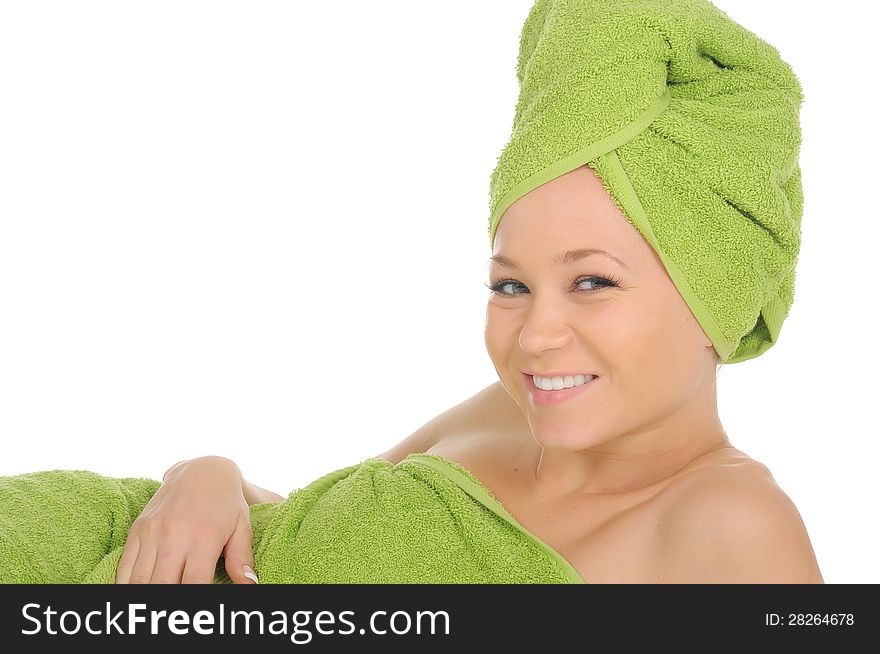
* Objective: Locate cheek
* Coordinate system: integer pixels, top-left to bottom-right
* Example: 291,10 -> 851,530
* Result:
583,300 -> 674,385
483,304 -> 519,362
577,301 -> 649,361
614,300 -> 704,397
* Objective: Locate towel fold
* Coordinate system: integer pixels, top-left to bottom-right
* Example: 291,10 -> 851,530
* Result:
0,454 -> 584,584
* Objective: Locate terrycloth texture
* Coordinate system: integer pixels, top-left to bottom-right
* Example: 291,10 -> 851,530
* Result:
489,0 -> 805,364
0,454 -> 584,584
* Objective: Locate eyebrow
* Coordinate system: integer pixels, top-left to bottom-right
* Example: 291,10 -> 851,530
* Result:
488,248 -> 628,269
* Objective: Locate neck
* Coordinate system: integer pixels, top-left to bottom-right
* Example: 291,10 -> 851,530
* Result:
529,384 -> 730,498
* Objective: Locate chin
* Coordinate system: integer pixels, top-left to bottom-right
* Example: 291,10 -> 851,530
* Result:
527,413 -> 601,451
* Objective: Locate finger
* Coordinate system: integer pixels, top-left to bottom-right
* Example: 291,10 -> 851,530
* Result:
128,542 -> 158,584
223,516 -> 257,584
181,536 -> 226,584
149,545 -> 187,584
115,534 -> 141,584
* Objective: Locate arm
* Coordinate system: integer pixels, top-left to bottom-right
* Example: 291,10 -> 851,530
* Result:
163,382 -> 519,499
168,383 -> 503,500
241,478 -> 285,505
163,456 -> 284,506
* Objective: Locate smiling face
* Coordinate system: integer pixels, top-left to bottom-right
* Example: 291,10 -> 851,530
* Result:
484,164 -> 719,453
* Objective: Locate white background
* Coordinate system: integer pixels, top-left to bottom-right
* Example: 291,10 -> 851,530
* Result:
1,1 -> 876,583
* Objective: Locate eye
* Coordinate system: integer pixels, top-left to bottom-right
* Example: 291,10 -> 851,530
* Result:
484,274 -> 622,297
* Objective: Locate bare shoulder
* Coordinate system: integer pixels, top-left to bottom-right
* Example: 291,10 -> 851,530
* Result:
377,382 -> 517,464
657,454 -> 824,583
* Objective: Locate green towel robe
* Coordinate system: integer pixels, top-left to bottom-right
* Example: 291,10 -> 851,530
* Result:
0,453 -> 585,584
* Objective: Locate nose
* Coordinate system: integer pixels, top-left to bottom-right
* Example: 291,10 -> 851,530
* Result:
518,298 -> 574,354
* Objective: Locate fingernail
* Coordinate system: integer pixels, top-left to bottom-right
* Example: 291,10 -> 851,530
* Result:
243,565 -> 259,584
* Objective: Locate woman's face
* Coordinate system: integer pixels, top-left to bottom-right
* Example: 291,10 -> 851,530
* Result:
484,164 -> 718,452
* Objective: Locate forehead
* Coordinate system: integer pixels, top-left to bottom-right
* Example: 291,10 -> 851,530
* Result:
492,165 -> 640,260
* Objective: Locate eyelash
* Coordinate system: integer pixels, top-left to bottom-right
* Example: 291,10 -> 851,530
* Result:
484,273 -> 622,297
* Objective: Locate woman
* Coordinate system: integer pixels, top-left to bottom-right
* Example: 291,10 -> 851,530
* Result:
120,162 -> 821,584
2,0 -> 824,584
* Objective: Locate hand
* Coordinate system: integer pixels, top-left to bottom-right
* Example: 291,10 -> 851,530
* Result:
115,456 -> 258,584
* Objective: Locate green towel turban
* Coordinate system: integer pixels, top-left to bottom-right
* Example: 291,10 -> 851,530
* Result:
488,0 -> 805,364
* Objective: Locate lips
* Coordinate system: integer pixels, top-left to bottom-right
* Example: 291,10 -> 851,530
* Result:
522,372 -> 598,406
524,370 -> 598,378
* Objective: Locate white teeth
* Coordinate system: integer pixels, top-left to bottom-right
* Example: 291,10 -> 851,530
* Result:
532,374 -> 595,391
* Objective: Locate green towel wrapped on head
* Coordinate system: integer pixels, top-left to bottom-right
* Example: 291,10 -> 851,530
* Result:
489,0 -> 804,364
0,454 -> 584,584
